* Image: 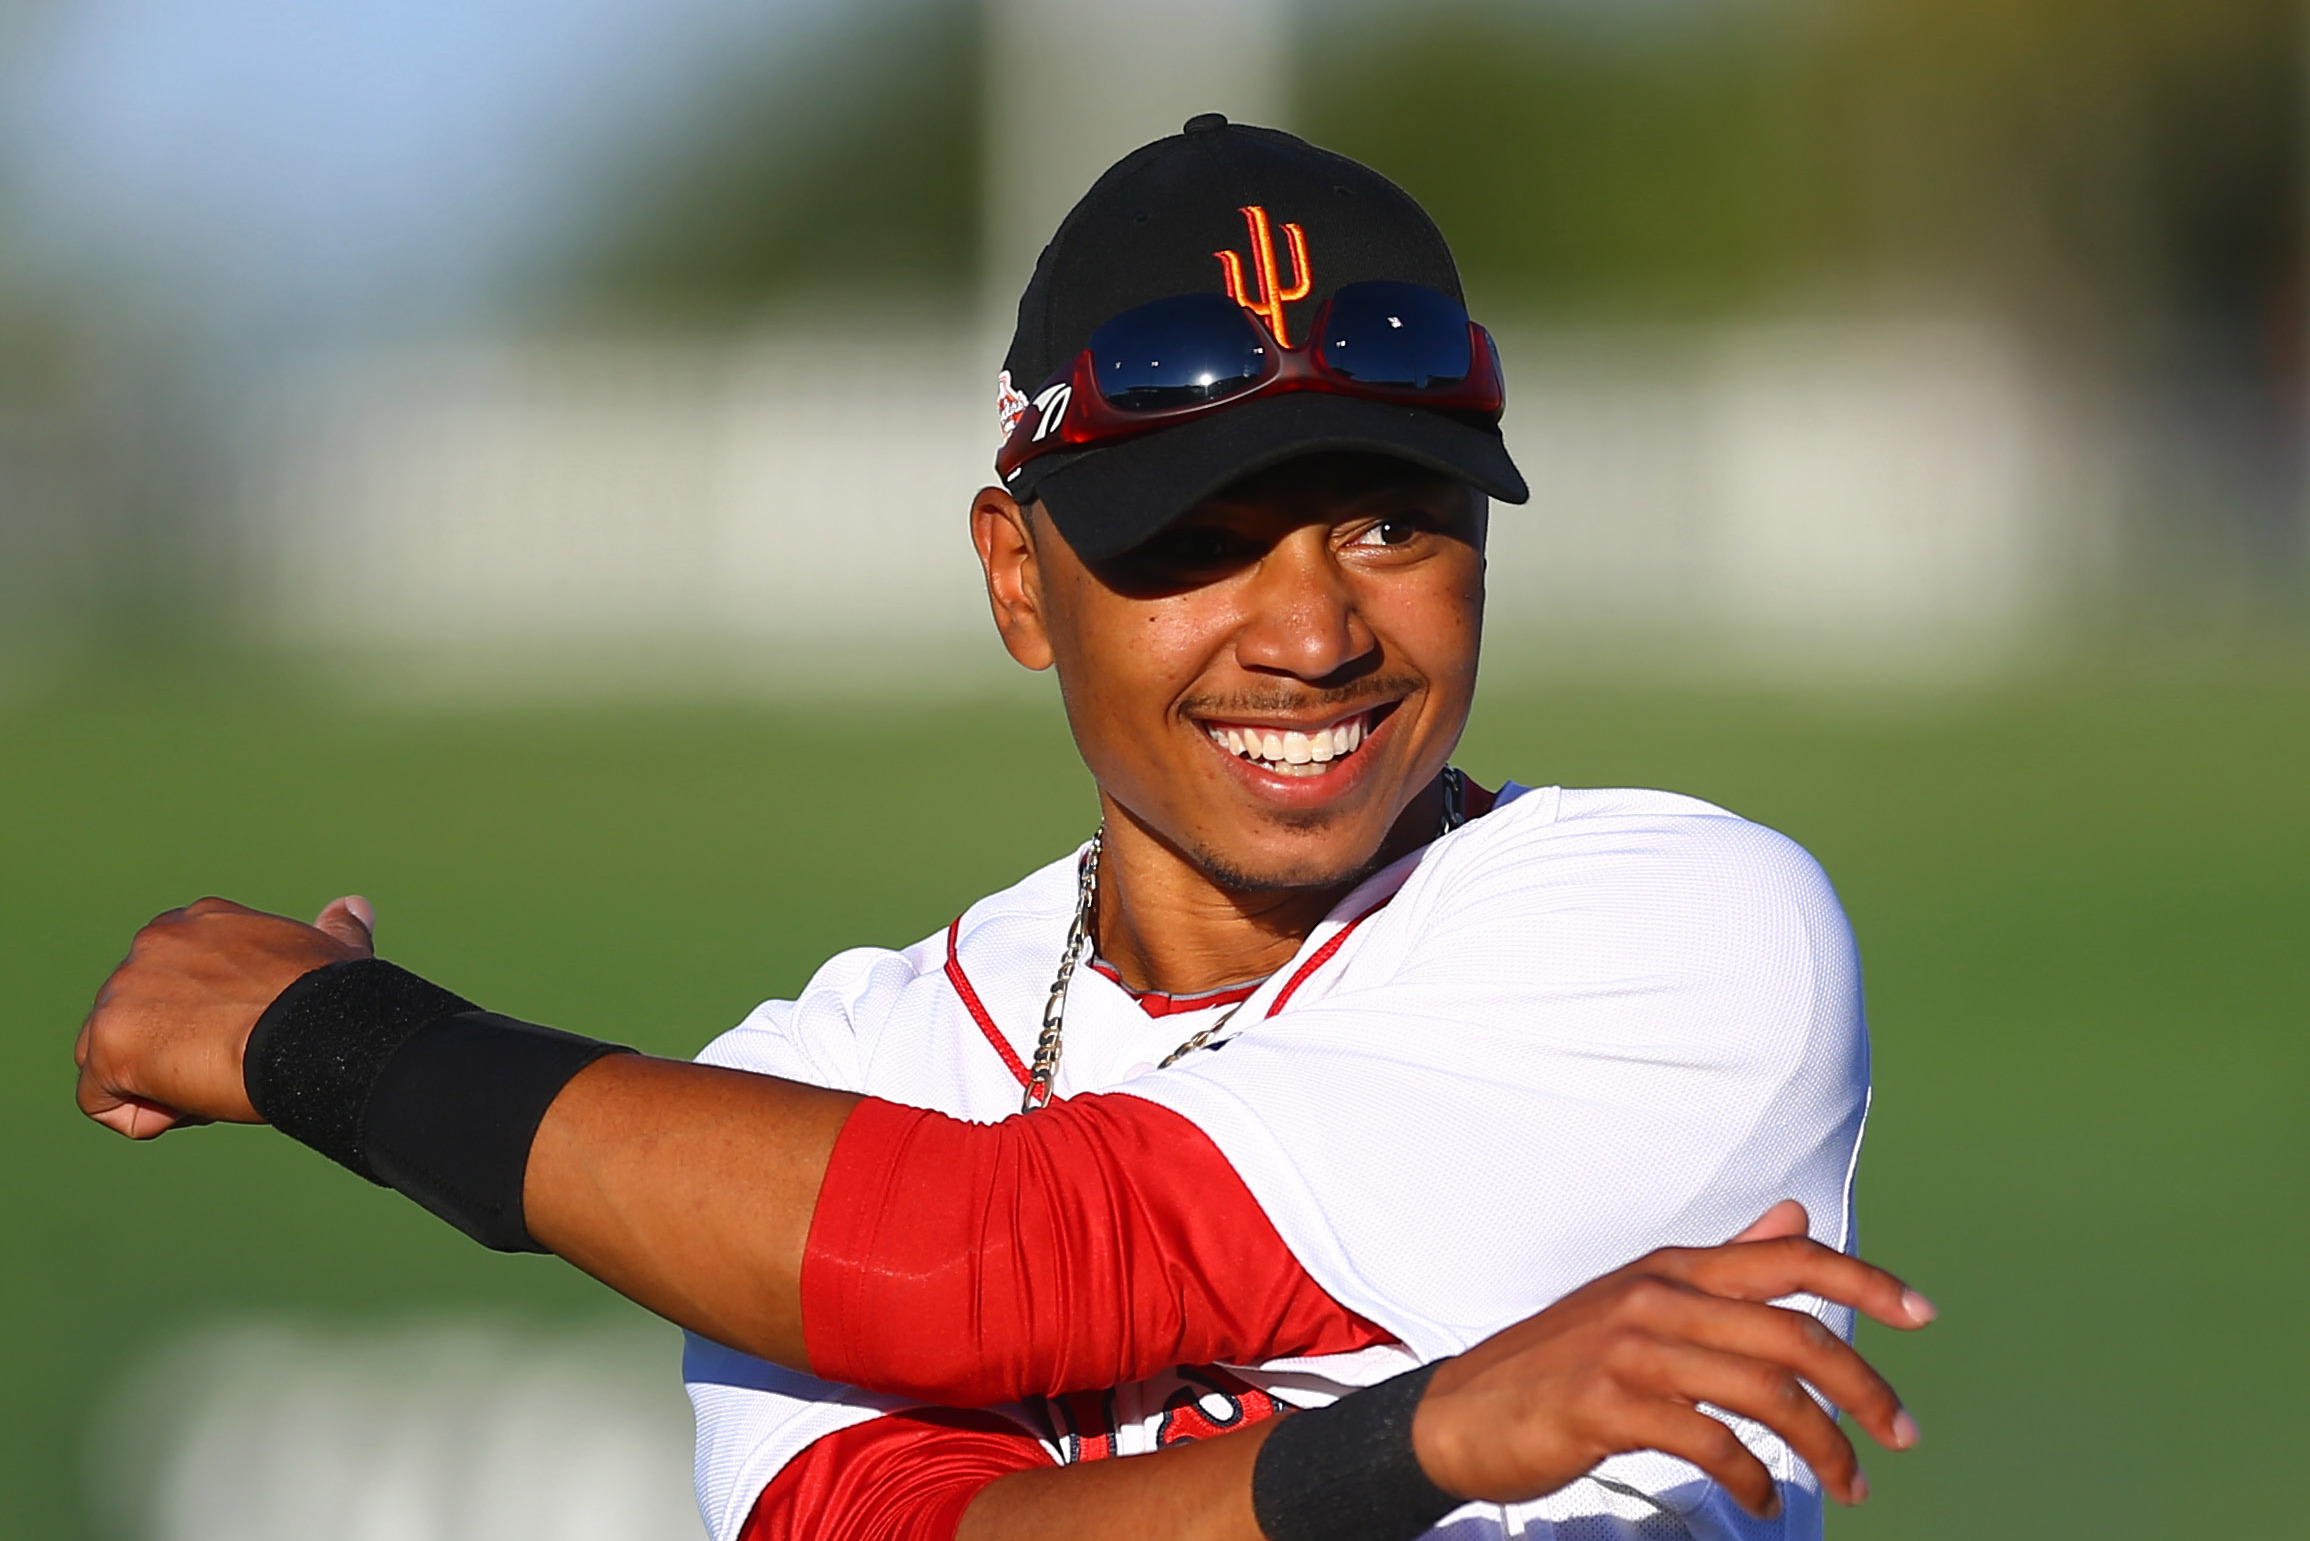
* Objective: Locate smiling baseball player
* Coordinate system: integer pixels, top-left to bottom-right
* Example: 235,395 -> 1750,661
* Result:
74,118 -> 1927,1541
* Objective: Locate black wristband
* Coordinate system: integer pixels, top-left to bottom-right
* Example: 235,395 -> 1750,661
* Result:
245,958 -> 632,1252
1252,1360 -> 1462,1541
244,958 -> 477,1176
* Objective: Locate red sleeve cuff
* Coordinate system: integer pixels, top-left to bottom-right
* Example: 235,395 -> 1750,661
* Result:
802,1092 -> 1388,1406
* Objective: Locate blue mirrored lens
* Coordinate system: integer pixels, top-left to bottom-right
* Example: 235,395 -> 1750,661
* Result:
1318,281 -> 1471,388
1088,293 -> 1269,412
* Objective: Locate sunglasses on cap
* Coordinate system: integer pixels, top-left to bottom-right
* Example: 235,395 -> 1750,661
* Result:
997,280 -> 1506,483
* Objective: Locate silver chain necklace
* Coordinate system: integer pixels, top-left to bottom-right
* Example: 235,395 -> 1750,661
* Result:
1020,766 -> 1469,1113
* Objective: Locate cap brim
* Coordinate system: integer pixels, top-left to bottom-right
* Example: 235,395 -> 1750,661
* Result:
1013,392 -> 1529,564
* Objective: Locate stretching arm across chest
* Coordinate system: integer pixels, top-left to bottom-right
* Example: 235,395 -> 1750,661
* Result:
528,1058 -> 1382,1399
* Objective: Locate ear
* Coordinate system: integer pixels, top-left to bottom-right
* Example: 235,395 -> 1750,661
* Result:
970,486 -> 1055,671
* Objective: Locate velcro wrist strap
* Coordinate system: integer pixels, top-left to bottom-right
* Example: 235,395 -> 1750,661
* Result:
244,958 -> 477,1177
1252,1359 -> 1462,1541
245,958 -> 632,1253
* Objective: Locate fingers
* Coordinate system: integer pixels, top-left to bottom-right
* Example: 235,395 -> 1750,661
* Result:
77,1071 -> 188,1139
115,1100 -> 187,1139
1729,1200 -> 1809,1244
73,893 -> 350,1134
1642,1288 -> 1912,1456
1656,1235 -> 1936,1332
1627,1336 -> 1864,1505
1428,1227 -> 1930,1518
311,894 -> 376,953
151,896 -> 258,927
1634,1404 -> 1783,1519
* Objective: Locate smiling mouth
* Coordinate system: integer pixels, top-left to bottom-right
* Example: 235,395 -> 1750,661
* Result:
1200,703 -> 1397,778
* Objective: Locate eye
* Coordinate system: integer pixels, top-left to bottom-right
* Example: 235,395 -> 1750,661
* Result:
1172,528 -> 1231,561
1350,516 -> 1428,549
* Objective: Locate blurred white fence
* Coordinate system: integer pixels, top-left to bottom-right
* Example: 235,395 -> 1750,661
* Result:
239,314 -> 2092,688
1484,318 -> 2090,677
93,1320 -> 701,1541
243,326 -> 1006,688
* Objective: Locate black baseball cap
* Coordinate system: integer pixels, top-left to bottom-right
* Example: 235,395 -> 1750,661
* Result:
999,114 -> 1529,563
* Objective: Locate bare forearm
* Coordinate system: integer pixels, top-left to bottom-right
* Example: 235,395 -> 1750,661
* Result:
523,1053 -> 859,1368
958,1423 -> 1273,1541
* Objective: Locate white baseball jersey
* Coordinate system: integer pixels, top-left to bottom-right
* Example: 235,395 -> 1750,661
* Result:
685,784 -> 1871,1540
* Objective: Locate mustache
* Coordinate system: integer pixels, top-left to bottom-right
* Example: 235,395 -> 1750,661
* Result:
1178,676 -> 1420,720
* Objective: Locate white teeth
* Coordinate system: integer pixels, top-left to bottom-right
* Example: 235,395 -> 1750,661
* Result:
1209,709 -> 1377,771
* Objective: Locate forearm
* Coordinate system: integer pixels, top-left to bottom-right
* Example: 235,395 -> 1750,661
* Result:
957,1423 -> 1272,1541
958,1362 -> 1460,1541
525,1053 -> 858,1369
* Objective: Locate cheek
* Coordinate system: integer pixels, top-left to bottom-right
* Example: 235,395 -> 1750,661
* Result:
1069,606 -> 1193,694
1048,591 -> 1221,763
1129,601 -> 1237,683
1368,557 -> 1483,685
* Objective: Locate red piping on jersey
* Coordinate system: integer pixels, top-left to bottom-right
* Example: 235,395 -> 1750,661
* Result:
945,892 -> 1393,1086
945,916 -> 1030,1089
1264,896 -> 1392,1018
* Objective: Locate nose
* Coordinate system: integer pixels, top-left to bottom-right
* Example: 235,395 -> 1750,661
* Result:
1231,526 -> 1377,683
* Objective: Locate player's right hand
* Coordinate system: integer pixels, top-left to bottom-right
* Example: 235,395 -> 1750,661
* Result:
1410,1201 -> 1930,1518
74,895 -> 375,1140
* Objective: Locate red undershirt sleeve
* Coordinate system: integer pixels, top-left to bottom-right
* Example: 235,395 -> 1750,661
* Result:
739,1409 -> 1055,1541
802,1091 -> 1389,1406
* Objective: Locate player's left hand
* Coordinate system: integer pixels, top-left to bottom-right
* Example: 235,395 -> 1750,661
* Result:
74,895 -> 375,1139
1412,1200 -> 1928,1517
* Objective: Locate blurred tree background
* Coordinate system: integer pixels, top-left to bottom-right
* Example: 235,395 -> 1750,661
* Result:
568,0 -> 2303,350
546,0 -> 2306,619
563,0 -> 983,317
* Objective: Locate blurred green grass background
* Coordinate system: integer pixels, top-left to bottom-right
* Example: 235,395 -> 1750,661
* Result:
4,669 -> 2304,1538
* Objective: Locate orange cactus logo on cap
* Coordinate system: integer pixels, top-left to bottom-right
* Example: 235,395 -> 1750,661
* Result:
1213,205 -> 1312,348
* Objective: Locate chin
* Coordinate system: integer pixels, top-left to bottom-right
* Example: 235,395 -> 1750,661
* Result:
1183,819 -> 1394,896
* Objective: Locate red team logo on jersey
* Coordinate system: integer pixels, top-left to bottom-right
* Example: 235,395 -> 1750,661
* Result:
1041,1366 -> 1288,1463
1214,205 -> 1313,347
1154,1367 -> 1287,1447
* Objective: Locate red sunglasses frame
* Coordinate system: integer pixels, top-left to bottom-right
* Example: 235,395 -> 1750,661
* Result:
996,293 -> 1506,482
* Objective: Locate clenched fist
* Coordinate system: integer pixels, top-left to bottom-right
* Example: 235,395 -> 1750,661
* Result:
74,895 -> 377,1139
